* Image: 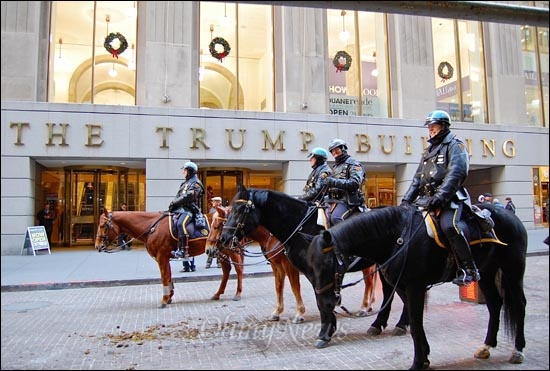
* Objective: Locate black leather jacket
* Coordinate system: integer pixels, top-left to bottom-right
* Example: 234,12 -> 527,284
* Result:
403,132 -> 469,207
327,154 -> 366,206
169,174 -> 204,213
300,161 -> 332,201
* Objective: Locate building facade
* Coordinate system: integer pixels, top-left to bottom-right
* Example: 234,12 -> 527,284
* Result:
1,1 -> 549,255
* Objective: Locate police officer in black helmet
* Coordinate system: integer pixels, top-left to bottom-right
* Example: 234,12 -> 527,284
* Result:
401,110 -> 480,286
299,147 -> 332,202
324,139 -> 366,226
169,161 -> 204,261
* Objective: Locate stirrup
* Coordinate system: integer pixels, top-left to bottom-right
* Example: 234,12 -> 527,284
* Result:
452,268 -> 480,286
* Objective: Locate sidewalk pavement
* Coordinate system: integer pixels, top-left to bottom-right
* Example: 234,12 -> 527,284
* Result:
1,228 -> 548,292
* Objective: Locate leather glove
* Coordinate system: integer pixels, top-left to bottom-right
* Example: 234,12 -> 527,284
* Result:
168,201 -> 175,211
400,199 -> 411,207
324,177 -> 336,187
426,196 -> 442,210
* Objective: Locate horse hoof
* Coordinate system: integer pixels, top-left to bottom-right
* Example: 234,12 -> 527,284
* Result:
392,326 -> 407,336
232,295 -> 241,301
314,339 -> 330,348
210,295 -> 220,300
509,350 -> 524,364
292,316 -> 305,324
167,298 -> 172,305
268,314 -> 280,321
366,326 -> 382,336
474,344 -> 491,359
159,303 -> 168,308
356,309 -> 369,317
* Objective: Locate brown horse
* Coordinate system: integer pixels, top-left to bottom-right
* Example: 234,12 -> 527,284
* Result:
206,208 -> 245,301
212,206 -> 378,323
94,207 -> 207,308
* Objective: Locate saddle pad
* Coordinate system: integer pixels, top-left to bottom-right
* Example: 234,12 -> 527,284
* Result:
423,211 -> 507,248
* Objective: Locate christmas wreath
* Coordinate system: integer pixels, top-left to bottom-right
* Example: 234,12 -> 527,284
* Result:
209,37 -> 231,62
437,61 -> 454,82
333,50 -> 352,72
104,32 -> 128,59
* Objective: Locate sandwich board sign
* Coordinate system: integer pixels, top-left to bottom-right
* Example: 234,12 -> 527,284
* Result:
21,226 -> 51,255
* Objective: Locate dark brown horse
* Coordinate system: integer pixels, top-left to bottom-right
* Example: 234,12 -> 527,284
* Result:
94,207 -> 207,308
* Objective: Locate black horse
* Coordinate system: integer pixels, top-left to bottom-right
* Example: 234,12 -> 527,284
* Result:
218,185 -> 409,336
307,202 -> 527,370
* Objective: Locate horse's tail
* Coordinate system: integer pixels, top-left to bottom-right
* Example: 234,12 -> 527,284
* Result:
500,271 -> 526,339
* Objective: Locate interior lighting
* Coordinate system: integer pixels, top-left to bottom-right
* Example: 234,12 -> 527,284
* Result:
339,10 -> 350,42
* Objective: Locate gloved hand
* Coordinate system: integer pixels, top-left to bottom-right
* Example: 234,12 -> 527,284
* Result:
400,199 -> 411,207
426,196 -> 442,210
324,177 -> 336,187
168,201 -> 175,212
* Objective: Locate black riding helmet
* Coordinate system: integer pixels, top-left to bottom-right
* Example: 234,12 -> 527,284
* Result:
424,110 -> 451,127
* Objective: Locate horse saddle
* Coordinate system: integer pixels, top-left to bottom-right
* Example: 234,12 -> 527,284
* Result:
169,212 -> 210,240
423,209 -> 507,249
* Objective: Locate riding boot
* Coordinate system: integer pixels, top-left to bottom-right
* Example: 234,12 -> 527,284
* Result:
173,236 -> 187,259
448,232 -> 480,286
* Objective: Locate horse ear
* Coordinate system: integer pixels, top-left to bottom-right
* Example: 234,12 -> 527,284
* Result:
237,183 -> 248,194
321,230 -> 333,245
103,207 -> 109,216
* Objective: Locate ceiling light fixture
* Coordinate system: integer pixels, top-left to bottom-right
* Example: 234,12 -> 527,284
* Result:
339,10 -> 350,42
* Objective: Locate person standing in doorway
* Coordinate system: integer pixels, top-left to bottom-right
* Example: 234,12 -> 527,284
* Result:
117,203 -> 132,250
37,202 -> 56,244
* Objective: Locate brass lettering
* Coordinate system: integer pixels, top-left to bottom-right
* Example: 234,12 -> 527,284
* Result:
226,129 -> 246,150
300,131 -> 314,151
85,124 -> 103,146
502,140 -> 516,158
356,134 -> 371,153
10,122 -> 30,145
46,123 -> 69,146
191,128 -> 210,149
481,139 -> 496,157
262,130 -> 285,151
378,135 -> 395,154
404,135 -> 412,155
465,138 -> 473,155
156,127 -> 173,148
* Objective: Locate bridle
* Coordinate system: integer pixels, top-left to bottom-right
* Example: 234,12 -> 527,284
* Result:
96,213 -> 116,252
221,192 -> 319,255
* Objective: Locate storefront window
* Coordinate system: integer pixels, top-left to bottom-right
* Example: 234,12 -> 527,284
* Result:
199,2 -> 274,111
327,9 -> 389,117
432,18 -> 486,123
48,1 -> 137,104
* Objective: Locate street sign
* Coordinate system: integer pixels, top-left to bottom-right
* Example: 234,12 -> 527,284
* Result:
21,226 -> 51,256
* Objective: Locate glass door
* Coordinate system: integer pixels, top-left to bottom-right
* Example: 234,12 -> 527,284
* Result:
204,171 -> 243,212
66,168 -> 129,246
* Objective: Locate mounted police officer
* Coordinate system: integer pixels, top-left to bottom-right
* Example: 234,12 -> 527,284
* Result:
323,139 -> 366,226
299,147 -> 332,202
400,110 -> 480,286
169,161 -> 204,260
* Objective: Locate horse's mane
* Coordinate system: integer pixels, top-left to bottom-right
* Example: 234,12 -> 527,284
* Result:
329,206 -> 408,248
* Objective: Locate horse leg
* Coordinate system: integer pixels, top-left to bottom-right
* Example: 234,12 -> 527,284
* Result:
314,292 -> 338,348
284,261 -> 306,324
211,256 -> 231,300
158,257 -> 174,308
232,253 -> 243,301
268,259 -> 285,321
357,265 -> 376,317
406,285 -> 430,370
367,273 -> 395,335
392,287 -> 409,336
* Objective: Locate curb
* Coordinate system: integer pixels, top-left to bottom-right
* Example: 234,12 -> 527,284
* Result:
0,271 -> 274,293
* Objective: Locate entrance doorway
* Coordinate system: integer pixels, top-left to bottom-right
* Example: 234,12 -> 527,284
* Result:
204,171 -> 243,211
66,169 -> 131,245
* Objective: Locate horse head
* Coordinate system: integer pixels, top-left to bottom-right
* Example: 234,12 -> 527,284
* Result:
218,184 -> 261,249
94,207 -> 120,252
